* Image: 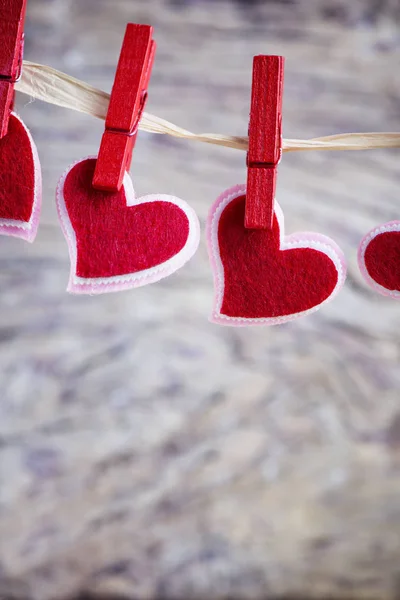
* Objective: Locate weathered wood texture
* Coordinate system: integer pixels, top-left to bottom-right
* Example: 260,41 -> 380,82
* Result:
1,1 -> 400,599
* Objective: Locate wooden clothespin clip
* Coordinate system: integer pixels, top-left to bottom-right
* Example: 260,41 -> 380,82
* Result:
0,0 -> 27,139
93,23 -> 156,192
245,55 -> 285,230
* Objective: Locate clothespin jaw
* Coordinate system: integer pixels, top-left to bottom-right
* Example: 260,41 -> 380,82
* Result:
245,55 -> 285,230
0,0 -> 27,139
92,24 -> 156,192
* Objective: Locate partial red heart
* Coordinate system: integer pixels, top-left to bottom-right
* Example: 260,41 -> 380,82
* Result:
358,222 -> 400,299
0,113 -> 41,242
207,185 -> 346,325
57,158 -> 200,294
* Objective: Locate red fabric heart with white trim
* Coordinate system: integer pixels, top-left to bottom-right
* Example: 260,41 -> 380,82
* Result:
207,185 -> 346,325
57,158 -> 200,294
0,113 -> 41,242
358,222 -> 400,299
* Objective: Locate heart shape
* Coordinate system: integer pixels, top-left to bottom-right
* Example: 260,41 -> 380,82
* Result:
207,185 -> 346,326
0,113 -> 41,242
57,158 -> 200,294
358,222 -> 400,299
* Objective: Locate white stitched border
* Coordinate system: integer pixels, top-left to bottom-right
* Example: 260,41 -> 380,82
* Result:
358,221 -> 400,299
207,185 -> 346,326
56,157 -> 200,293
0,112 -> 42,241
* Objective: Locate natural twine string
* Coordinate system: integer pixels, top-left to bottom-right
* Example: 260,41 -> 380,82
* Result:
15,61 -> 400,154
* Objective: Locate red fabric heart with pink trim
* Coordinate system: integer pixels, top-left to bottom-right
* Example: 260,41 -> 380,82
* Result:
358,222 -> 400,299
57,158 -> 200,294
0,113 -> 41,242
207,185 -> 346,325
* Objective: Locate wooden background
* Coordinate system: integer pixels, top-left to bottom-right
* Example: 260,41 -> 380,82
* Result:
1,0 -> 400,598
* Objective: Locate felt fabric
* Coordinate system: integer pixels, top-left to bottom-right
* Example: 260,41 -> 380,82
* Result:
207,184 -> 346,326
358,222 -> 400,299
57,158 -> 200,294
0,112 -> 42,242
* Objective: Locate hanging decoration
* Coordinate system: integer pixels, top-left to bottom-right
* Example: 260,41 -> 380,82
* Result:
358,223 -> 400,299
1,0 -> 399,324
206,57 -> 345,325
0,0 -> 41,242
56,24 -> 199,294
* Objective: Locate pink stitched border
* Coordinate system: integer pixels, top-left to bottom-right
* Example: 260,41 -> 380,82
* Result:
0,113 -> 42,243
56,157 -> 201,294
358,221 -> 400,300
206,184 -> 347,326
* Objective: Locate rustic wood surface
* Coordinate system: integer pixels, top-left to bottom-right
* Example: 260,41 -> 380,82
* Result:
1,1 -> 400,599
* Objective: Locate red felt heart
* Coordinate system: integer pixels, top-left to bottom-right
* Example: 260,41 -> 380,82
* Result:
57,158 -> 200,294
207,185 -> 346,325
0,113 -> 41,242
358,222 -> 400,299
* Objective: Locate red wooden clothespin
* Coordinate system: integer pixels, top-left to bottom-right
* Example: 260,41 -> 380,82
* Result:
92,23 -> 156,192
0,0 -> 27,139
245,55 -> 285,230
